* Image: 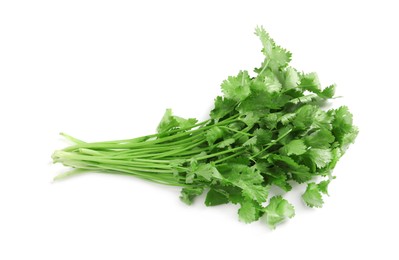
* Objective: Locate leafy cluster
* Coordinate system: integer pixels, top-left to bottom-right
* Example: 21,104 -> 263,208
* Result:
52,26 -> 358,229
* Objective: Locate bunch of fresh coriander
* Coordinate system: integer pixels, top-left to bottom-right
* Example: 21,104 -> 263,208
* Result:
53,26 -> 358,229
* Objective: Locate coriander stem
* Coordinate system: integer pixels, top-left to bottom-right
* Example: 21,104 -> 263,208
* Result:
195,146 -> 245,161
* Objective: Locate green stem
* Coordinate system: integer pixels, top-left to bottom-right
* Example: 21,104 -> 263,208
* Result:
195,146 -> 245,161
62,116 -> 238,152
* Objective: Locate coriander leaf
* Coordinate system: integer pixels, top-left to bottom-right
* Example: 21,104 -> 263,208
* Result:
332,106 -> 353,141
157,109 -> 177,133
283,139 -> 307,156
320,84 -> 336,99
210,96 -> 236,121
157,109 -> 197,133
241,185 -> 270,204
243,136 -> 257,146
304,127 -> 335,148
224,165 -> 269,203
189,163 -> 223,182
313,109 -> 334,130
268,154 -> 312,183
292,105 -> 317,130
299,72 -> 321,93
271,175 -> 293,192
180,187 -> 204,205
205,126 -> 225,145
268,154 -> 302,169
221,70 -> 251,102
290,169 -> 313,184
306,148 -> 332,169
302,182 -> 324,208
219,185 -> 243,204
289,94 -> 318,105
318,180 -> 331,195
205,188 -> 229,206
174,116 -> 198,129
261,166 -> 293,191
279,113 -> 296,125
283,67 -> 300,89
240,112 -> 260,128
217,138 -> 235,148
254,128 -> 273,145
238,200 -> 259,223
263,196 -> 295,229
340,126 -> 359,152
239,90 -> 290,114
262,113 -> 279,129
195,164 -> 216,181
277,126 -> 293,145
263,70 -> 282,93
254,26 -> 292,72
326,147 -> 342,170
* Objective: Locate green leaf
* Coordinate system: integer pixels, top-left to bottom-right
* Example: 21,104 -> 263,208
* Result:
188,163 -> 223,183
263,70 -> 282,93
268,154 -> 312,183
195,164 -> 216,181
157,109 -> 176,133
205,126 -> 225,145
205,188 -> 229,206
293,105 -> 317,130
240,112 -> 260,128
254,128 -> 273,145
263,196 -> 295,229
254,26 -> 292,72
283,139 -> 307,155
210,96 -> 236,120
277,126 -> 293,145
304,127 -> 335,148
302,182 -> 324,208
221,70 -> 251,102
262,113 -> 279,129
279,113 -> 296,125
289,94 -> 318,105
307,148 -> 332,169
318,180 -> 331,195
243,136 -> 257,146
320,84 -> 336,98
157,109 -> 197,133
268,154 -> 301,169
298,73 -> 335,99
238,200 -> 259,223
224,165 -> 269,203
326,147 -> 342,170
239,90 -> 290,114
333,106 -> 353,133
341,126 -> 358,152
261,166 -> 293,191
332,107 -> 358,151
217,138 -> 235,148
299,72 -> 321,93
174,116 -> 198,129
284,67 -> 300,89
219,185 -> 243,204
241,185 -> 270,203
291,170 -> 313,183
180,187 -> 204,205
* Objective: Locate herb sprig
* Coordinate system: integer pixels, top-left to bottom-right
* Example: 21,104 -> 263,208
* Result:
53,27 -> 358,229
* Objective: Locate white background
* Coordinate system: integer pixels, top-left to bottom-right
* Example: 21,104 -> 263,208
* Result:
1,0 -> 398,259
